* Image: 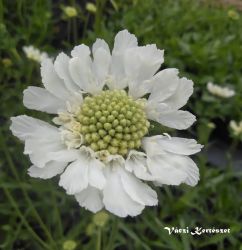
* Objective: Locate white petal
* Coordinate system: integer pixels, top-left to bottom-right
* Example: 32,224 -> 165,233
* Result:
69,57 -> 90,91
147,153 -> 199,186
145,101 -> 172,121
129,80 -> 152,99
71,44 -> 90,58
10,115 -> 58,141
41,58 -> 71,100
148,69 -> 179,103
112,29 -> 138,54
163,77 -> 193,110
23,86 -> 65,114
10,116 -> 66,168
48,149 -> 80,162
147,155 -> 187,185
155,136 -> 203,155
125,150 -> 154,180
103,168 -> 144,217
54,52 -> 79,93
154,110 -> 196,130
92,47 -> 111,84
142,136 -> 166,157
88,158 -> 106,189
92,38 -> 110,54
59,158 -> 88,195
26,137 -> 64,168
119,168 -> 158,206
111,30 -> 138,83
75,186 -> 103,213
125,45 -> 164,98
69,57 -> 100,94
181,157 -> 200,186
28,161 -> 67,179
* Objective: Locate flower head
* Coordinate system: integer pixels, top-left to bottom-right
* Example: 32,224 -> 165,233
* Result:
11,30 -> 202,217
207,82 -> 235,98
63,6 -> 78,18
229,120 -> 242,137
23,45 -> 49,63
228,10 -> 239,20
86,3 -> 97,13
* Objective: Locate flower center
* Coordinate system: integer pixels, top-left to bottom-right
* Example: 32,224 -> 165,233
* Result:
77,90 -> 149,156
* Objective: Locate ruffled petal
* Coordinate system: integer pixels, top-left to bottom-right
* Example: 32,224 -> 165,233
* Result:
163,77 -> 193,110
153,110 -> 196,130
125,150 -> 154,180
59,157 -> 88,195
148,69 -> 179,103
92,38 -> 110,55
142,136 -> 166,157
41,58 -> 71,100
48,149 -> 81,163
151,135 -> 203,155
69,57 -> 91,92
75,186 -> 103,213
88,158 -> 106,189
23,86 -> 65,114
28,161 -> 67,179
119,168 -> 158,206
147,154 -> 188,185
147,152 -> 199,186
112,29 -> 138,54
92,47 -> 111,85
10,115 -> 67,168
10,115 -> 58,141
71,44 -> 90,58
103,168 -> 144,217
26,138 -> 63,167
54,52 -> 80,93
125,45 -> 164,98
110,30 -> 138,88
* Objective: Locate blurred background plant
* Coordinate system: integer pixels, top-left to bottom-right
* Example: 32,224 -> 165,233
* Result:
0,0 -> 242,249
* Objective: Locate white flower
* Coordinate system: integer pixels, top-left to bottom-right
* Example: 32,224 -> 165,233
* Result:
229,120 -> 242,136
23,45 -> 49,63
11,30 -> 203,217
207,82 -> 235,98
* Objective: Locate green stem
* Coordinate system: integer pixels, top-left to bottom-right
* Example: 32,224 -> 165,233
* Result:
96,228 -> 102,250
3,187 -> 50,249
106,217 -> 118,250
50,181 -> 63,238
0,131 -> 56,249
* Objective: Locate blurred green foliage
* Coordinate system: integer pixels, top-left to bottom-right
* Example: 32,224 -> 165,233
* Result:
0,0 -> 242,249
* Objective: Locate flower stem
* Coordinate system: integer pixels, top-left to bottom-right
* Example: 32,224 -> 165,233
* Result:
96,228 -> 102,250
3,187 -> 50,249
106,217 -> 118,250
0,131 -> 57,249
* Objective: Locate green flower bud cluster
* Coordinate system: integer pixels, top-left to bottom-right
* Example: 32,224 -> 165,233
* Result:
77,90 -> 150,156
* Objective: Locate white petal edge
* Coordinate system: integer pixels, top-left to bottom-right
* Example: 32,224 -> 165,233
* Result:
103,168 -> 144,217
75,186 -> 104,213
153,110 -> 196,130
23,86 -> 66,114
143,136 -> 203,156
59,158 -> 88,195
119,168 -> 158,206
54,52 -> 80,93
28,161 -> 67,179
41,58 -> 71,100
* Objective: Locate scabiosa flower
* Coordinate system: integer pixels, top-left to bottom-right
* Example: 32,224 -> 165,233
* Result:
207,82 -> 235,98
11,30 -> 202,217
